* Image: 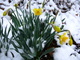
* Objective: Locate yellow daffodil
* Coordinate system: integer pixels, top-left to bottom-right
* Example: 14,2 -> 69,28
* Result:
14,4 -> 18,8
33,8 -> 42,15
53,26 -> 61,32
59,32 -> 69,44
3,11 -> 7,16
59,40 -> 63,45
69,38 -> 73,46
3,8 -> 11,16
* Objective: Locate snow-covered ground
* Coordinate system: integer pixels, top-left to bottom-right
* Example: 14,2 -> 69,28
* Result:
53,45 -> 80,60
0,0 -> 80,60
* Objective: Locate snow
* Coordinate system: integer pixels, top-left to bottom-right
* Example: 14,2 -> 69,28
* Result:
0,52 -> 23,60
53,45 -> 80,60
0,0 -> 80,60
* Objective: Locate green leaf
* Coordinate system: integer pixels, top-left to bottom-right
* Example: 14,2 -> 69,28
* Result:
40,47 -> 54,58
20,53 -> 31,59
11,15 -> 20,27
62,18 -> 65,22
61,25 -> 64,30
11,41 -> 19,52
45,32 -> 55,47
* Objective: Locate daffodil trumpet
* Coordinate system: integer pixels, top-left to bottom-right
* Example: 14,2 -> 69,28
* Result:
33,8 -> 43,15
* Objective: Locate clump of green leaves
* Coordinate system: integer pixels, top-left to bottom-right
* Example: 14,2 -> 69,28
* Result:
0,19 -> 13,57
10,8 -> 55,60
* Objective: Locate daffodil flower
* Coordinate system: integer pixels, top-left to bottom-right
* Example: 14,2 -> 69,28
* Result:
33,8 -> 42,15
3,8 -> 11,16
14,4 -> 18,8
3,11 -> 7,16
59,32 -> 69,45
53,26 -> 61,32
69,38 -> 73,46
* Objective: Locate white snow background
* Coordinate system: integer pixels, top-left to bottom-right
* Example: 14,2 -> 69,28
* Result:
0,0 -> 80,60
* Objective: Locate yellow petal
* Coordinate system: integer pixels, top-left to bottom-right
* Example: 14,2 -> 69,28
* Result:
14,4 -> 18,8
69,38 -> 73,46
3,11 -> 7,16
33,8 -> 37,12
62,36 -> 69,42
54,26 -> 61,32
33,8 -> 42,15
59,40 -> 63,45
63,32 -> 67,36
59,32 -> 69,44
